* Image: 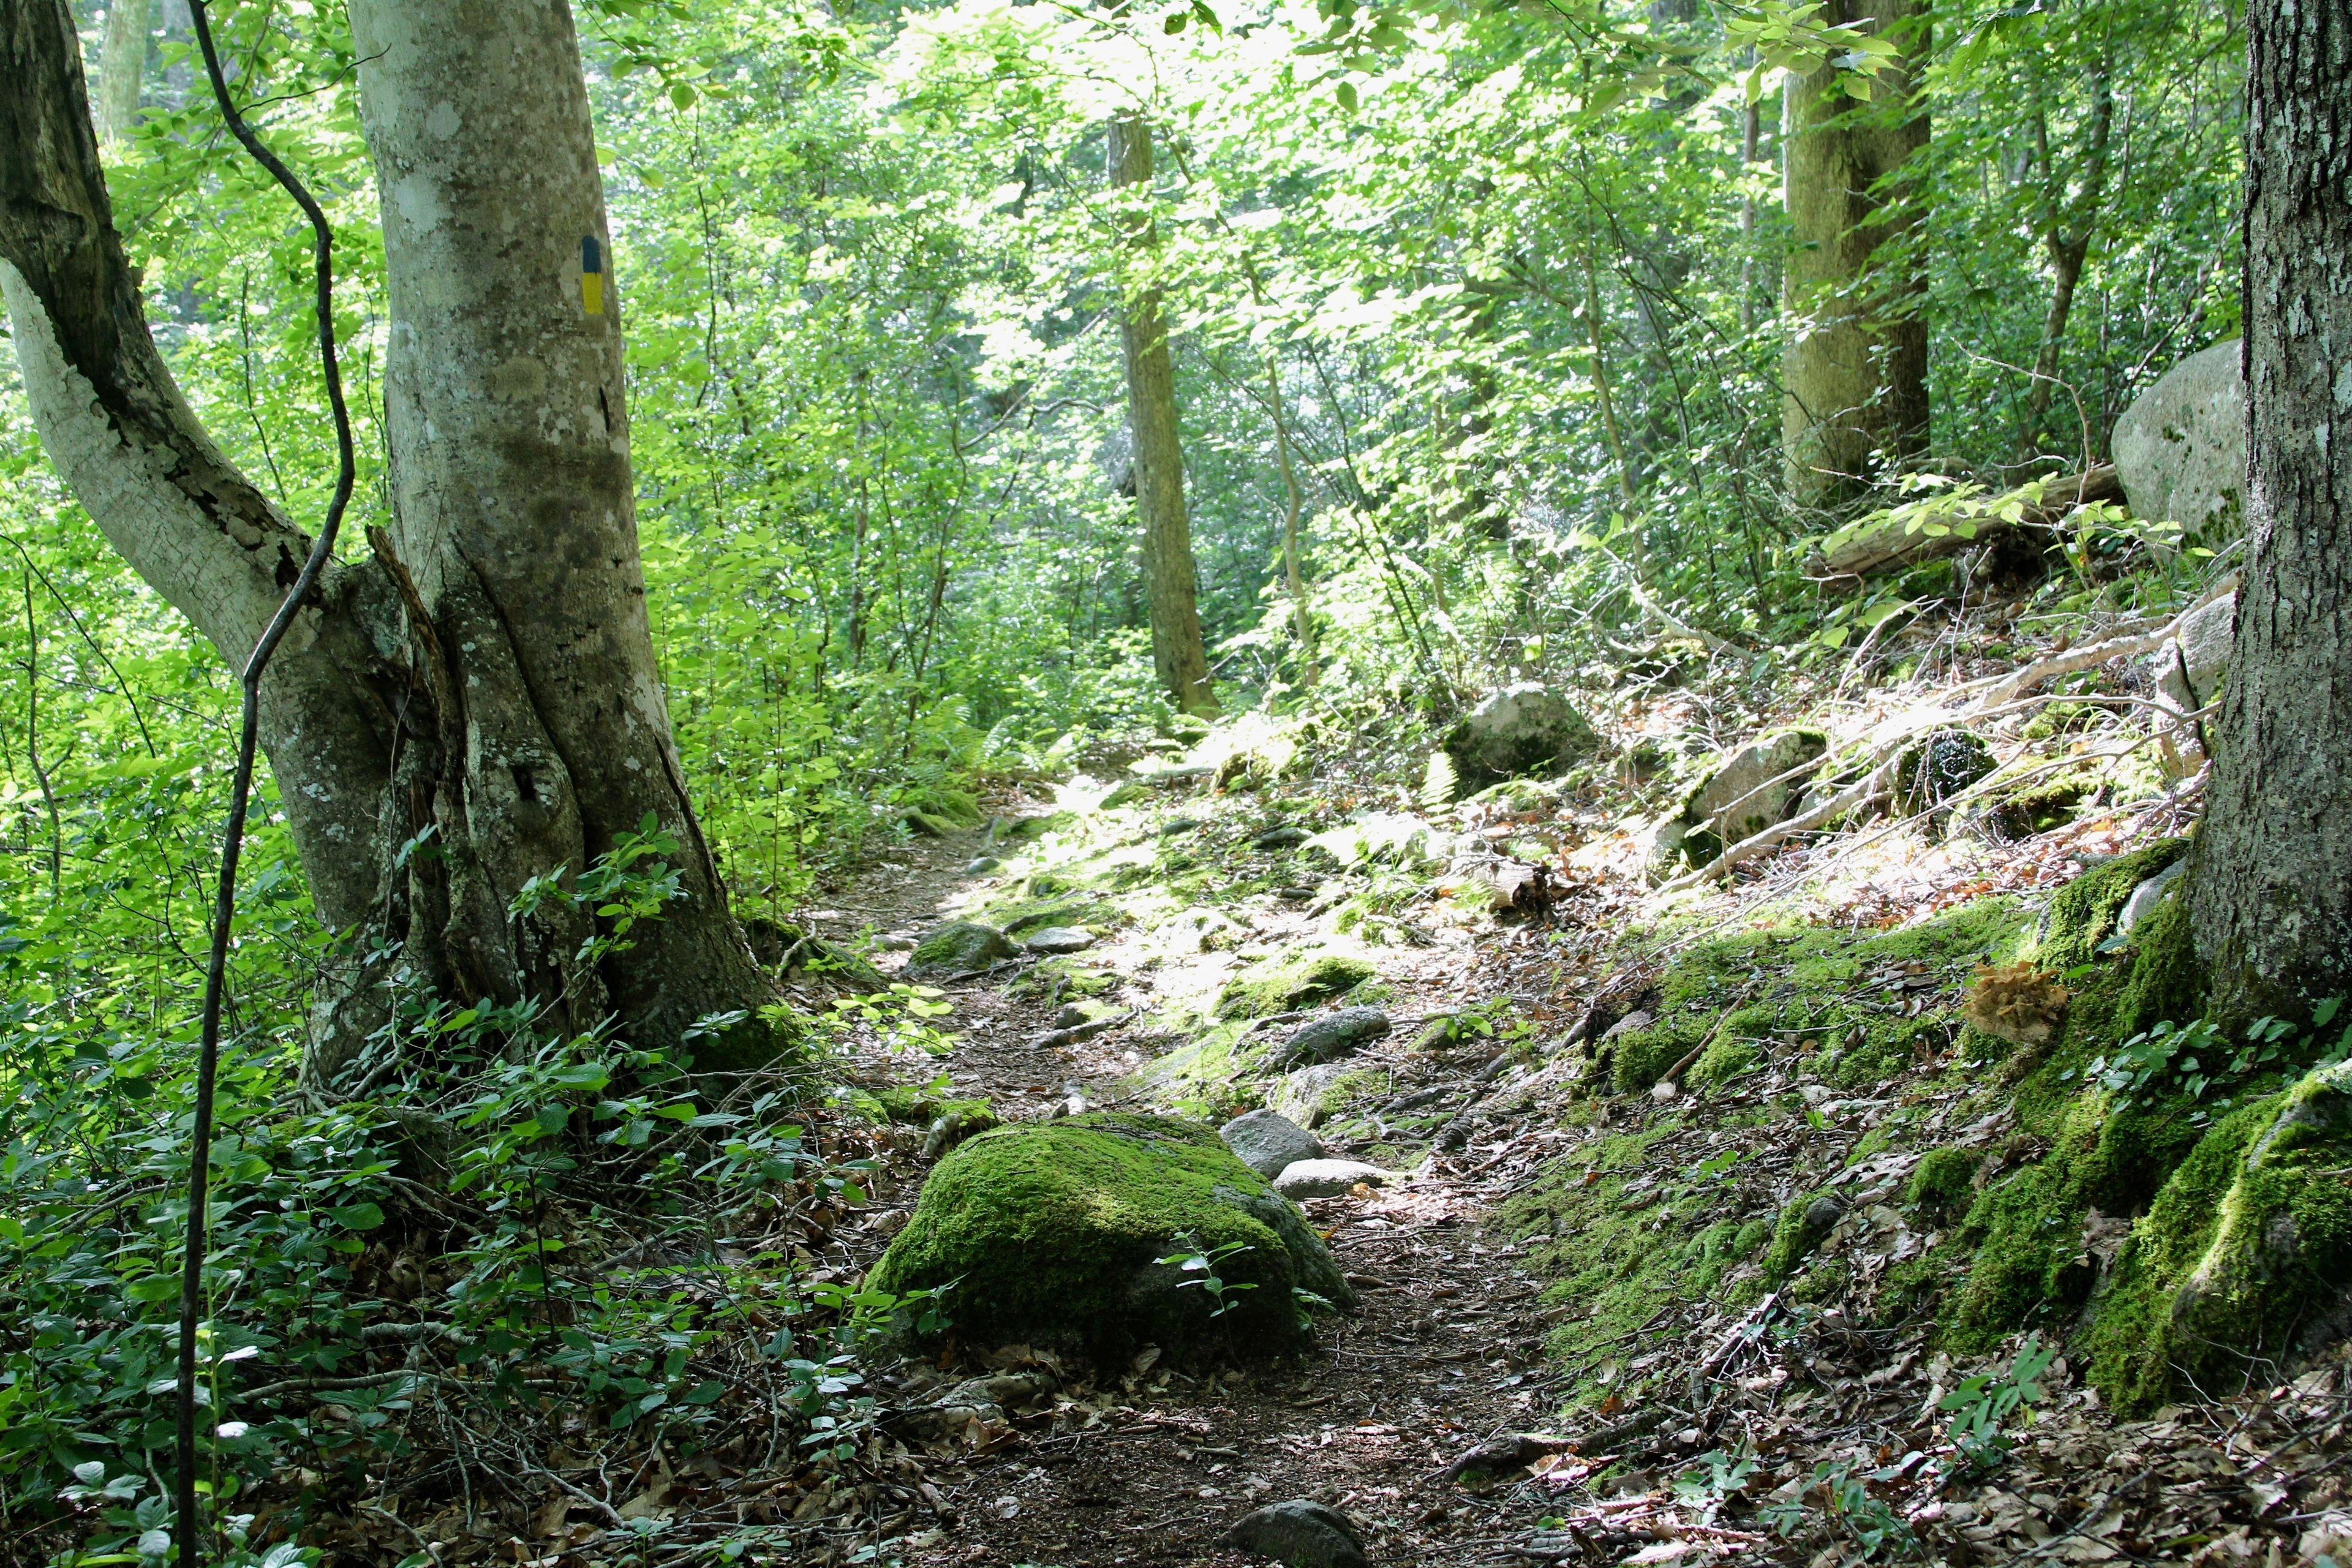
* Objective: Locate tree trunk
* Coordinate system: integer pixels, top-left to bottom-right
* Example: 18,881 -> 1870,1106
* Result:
1780,0 -> 1930,510
0,0 -> 774,1093
2190,0 -> 2352,1026
96,0 -> 148,141
1107,116 -> 1216,716
2017,46 -> 2115,459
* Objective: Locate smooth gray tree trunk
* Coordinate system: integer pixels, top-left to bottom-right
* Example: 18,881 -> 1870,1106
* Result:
1780,0 -> 1929,510
1108,116 -> 1216,716
0,0 -> 775,1094
96,0 -> 147,140
2191,0 -> 2352,1026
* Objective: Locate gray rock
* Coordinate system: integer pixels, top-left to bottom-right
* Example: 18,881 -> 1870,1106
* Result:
1023,925 -> 1097,955
1220,1499 -> 1368,1568
1441,684 -> 1599,791
1254,826 -> 1313,850
1272,1006 -> 1392,1070
1274,1159 -> 1402,1199
2155,592 -> 2236,712
1218,1109 -> 1325,1179
965,855 -> 1003,875
1270,1062 -> 1355,1129
1598,1009 -> 1654,1042
905,921 -> 1018,979
2114,339 -> 2246,545
2117,858 -> 2188,938
1649,729 -> 1828,874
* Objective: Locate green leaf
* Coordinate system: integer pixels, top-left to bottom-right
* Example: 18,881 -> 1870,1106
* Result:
328,1202 -> 386,1231
123,1274 -> 181,1303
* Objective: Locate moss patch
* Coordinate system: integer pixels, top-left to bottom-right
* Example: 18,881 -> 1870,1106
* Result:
1589,899 -> 2027,1095
870,1113 -> 1352,1359
1216,951 -> 1376,1019
1499,1121 -> 1773,1390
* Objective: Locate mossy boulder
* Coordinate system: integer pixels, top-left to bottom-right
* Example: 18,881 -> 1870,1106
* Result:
1217,950 -> 1376,1019
870,1113 -> 1355,1358
1441,684 -> 1599,791
1893,729 -> 1995,827
906,921 -> 1018,979
2093,1062 -> 2352,1410
1648,728 -> 1830,874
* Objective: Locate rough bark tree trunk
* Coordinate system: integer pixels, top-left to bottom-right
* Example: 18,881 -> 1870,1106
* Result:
97,0 -> 148,141
0,0 -> 774,1093
1107,116 -> 1216,716
1780,0 -> 1930,510
2190,0 -> 2352,1026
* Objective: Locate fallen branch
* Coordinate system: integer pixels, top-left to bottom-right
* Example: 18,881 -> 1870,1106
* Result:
1807,464 -> 2122,580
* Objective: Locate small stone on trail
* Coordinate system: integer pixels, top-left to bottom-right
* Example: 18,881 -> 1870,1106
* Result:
1275,1158 -> 1401,1199
1220,1498 -> 1368,1568
1275,885 -> 1316,902
1253,825 -> 1313,850
966,855 -> 1003,875
1273,1006 -> 1392,1069
1218,1109 -> 1325,1179
1023,925 -> 1096,954
1651,1078 -> 1680,1102
1054,1003 -> 1090,1028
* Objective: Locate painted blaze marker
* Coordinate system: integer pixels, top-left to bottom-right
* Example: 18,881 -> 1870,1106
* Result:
581,234 -> 606,316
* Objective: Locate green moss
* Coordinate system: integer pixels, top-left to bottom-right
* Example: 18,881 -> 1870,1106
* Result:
2025,840 -> 2187,973
1216,951 -> 1376,1019
1499,1122 -> 1776,1379
2086,1095 -> 2277,1412
870,1113 -> 1351,1358
907,921 -> 1016,978
861,1084 -> 997,1130
2115,891 -> 2204,1039
1763,1193 -> 1836,1283
1590,899 -> 2026,1094
2086,1061 -> 2352,1412
1905,1146 -> 1981,1222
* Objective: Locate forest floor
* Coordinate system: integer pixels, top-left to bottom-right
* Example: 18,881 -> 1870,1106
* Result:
805,710 -> 2352,1568
822,823 -> 1572,1568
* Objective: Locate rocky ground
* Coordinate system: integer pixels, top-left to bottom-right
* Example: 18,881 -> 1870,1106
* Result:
797,737 -> 2352,1568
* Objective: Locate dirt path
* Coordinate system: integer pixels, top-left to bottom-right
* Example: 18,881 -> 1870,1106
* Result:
818,822 -> 1579,1567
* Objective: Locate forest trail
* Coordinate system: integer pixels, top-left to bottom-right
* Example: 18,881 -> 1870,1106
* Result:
822,812 -> 1586,1567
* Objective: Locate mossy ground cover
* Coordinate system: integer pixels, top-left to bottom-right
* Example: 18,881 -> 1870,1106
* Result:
1591,897 -> 2029,1095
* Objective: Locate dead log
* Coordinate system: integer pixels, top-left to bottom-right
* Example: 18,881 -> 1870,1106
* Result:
1807,464 -> 2123,581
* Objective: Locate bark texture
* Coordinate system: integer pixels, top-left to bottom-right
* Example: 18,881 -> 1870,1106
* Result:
1780,0 -> 1929,509
343,0 -> 772,1076
2192,0 -> 2352,1025
1107,116 -> 1215,716
0,0 -> 399,938
97,0 -> 148,141
0,0 -> 774,1092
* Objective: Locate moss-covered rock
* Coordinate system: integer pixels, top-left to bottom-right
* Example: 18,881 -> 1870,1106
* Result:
2092,1063 -> 2352,1410
2026,840 -> 2188,973
869,1112 -> 1355,1359
906,921 -> 1018,979
1216,950 -> 1376,1019
1894,729 -> 1995,828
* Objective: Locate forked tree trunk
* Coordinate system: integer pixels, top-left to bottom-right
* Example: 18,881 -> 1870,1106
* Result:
1107,116 -> 1216,716
2190,0 -> 2352,1025
1781,0 -> 1930,509
0,0 -> 774,1094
